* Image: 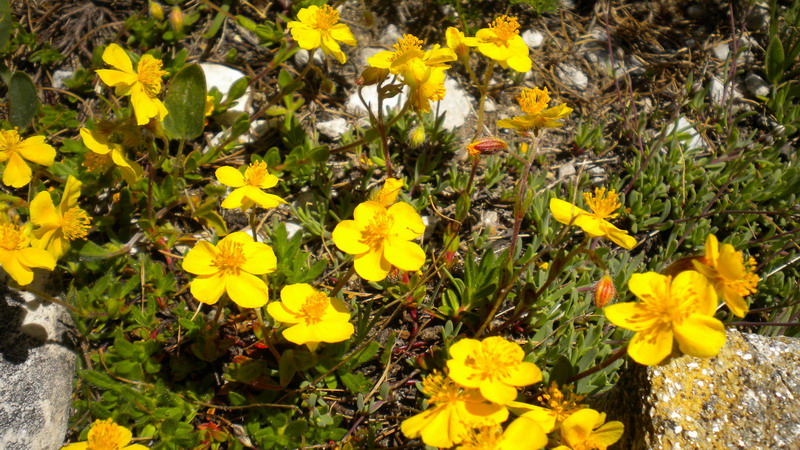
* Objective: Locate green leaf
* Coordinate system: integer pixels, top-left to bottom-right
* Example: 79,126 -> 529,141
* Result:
202,2 -> 229,39
9,71 -> 38,129
163,63 -> 207,140
0,0 -> 10,53
227,76 -> 250,101
766,36 -> 785,84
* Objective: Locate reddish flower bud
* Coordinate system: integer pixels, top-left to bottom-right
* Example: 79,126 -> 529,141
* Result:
593,275 -> 616,308
467,137 -> 508,156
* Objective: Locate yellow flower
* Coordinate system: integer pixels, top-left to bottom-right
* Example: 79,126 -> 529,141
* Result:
62,418 -> 147,450
368,34 -> 456,75
447,336 -> 542,405
0,129 -> 56,188
604,271 -> 725,366
446,27 -> 471,62
549,188 -> 636,249
692,234 -> 759,318
512,382 -> 586,433
457,416 -> 548,450
96,43 -> 169,125
215,161 -> 286,211
552,409 -> 624,450
332,200 -> 426,281
267,283 -> 354,351
204,94 -> 215,117
465,15 -> 531,73
0,221 -> 56,286
182,231 -> 277,308
496,87 -> 573,135
286,4 -> 356,64
370,178 -> 404,207
401,372 -> 508,448
79,128 -> 142,184
30,176 -> 92,259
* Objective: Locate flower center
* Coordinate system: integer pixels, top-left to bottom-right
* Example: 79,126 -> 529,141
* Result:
389,34 -> 424,64
422,373 -> 461,404
361,212 -> 391,249
461,425 -> 503,449
583,188 -> 621,220
517,87 -> 550,115
61,207 -> 92,240
312,4 -> 340,30
299,292 -> 330,325
83,152 -> 111,172
724,254 -> 759,296
537,382 -> 585,422
489,15 -> 520,42
243,161 -> 270,187
0,223 -> 28,251
137,54 -> 167,96
213,240 -> 246,274
87,419 -> 127,450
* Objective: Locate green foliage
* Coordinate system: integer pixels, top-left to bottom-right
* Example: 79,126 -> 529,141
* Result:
163,63 -> 207,140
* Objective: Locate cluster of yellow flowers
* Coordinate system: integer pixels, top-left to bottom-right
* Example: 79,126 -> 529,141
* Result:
401,336 -> 623,449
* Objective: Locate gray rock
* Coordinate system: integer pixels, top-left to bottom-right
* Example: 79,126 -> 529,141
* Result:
293,49 -> 324,66
592,330 -> 800,449
346,84 -> 408,118
667,116 -> 705,151
747,3 -> 771,30
52,70 -> 73,89
484,98 -> 497,113
556,63 -> 588,91
712,43 -> 730,61
379,24 -> 403,46
558,163 -> 576,179
0,281 -> 75,450
709,76 -> 743,106
199,63 -> 252,124
317,118 -> 349,140
521,29 -> 545,49
745,72 -> 770,98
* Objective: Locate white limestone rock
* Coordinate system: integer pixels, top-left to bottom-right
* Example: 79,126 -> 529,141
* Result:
521,29 -> 545,49
317,118 -> 350,140
199,63 -> 252,124
556,63 -> 588,91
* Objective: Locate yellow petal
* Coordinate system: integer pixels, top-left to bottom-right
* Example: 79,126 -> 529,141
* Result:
717,243 -> 744,280
182,241 -> 218,275
604,302 -> 657,331
3,152 -> 32,188
603,224 -> 637,249
353,248 -> 391,281
0,252 -> 34,285
280,283 -> 317,312
500,416 -> 548,450
267,301 -> 300,324
672,270 -> 717,315
383,238 -> 425,272
367,50 -> 395,69
215,166 -> 245,188
130,83 -> 161,125
282,323 -> 315,345
501,361 -> 542,387
60,175 -> 83,214
722,288 -> 748,318
44,235 -> 69,260
387,202 -> 425,240
704,234 -> 719,266
589,420 -> 625,448
61,443 -> 88,450
190,273 -> 226,305
479,379 -> 517,405
353,201 -> 386,224
549,198 -> 589,226
401,408 -> 437,442
30,191 -> 60,228
573,215 -> 606,237
627,272 -> 668,304
225,272 -> 269,308
321,34 -> 346,64
331,220 -> 369,255
560,409 -> 599,448
18,247 -> 57,270
102,43 -> 134,72
96,69 -> 138,88
627,326 -> 673,366
80,128 -> 113,155
315,321 -> 355,343
220,187 -> 247,209
241,242 -> 277,275
18,136 -> 56,166
290,25 -> 322,50
461,398 -> 509,424
673,315 -> 726,358
242,187 -> 285,209
421,405 -> 464,448
329,24 -> 357,46
520,407 -> 558,433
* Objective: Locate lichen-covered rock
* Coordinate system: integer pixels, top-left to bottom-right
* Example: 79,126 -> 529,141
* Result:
0,280 -> 75,450
592,330 -> 800,449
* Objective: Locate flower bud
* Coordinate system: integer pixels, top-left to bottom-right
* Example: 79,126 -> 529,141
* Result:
169,6 -> 184,33
593,275 -> 616,308
467,137 -> 508,156
357,67 -> 389,86
409,125 -> 425,148
149,1 -> 164,20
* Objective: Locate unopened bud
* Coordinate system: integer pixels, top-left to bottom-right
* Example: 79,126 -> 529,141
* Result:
358,67 -> 389,86
593,275 -> 616,308
467,137 -> 508,156
149,1 -> 164,20
409,125 -> 426,148
371,178 -> 404,207
169,6 -> 184,33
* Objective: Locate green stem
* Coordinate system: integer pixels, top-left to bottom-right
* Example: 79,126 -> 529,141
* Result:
473,62 -> 495,140
330,265 -> 355,297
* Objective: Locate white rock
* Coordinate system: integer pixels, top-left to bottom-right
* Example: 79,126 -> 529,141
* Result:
745,72 -> 770,98
379,24 -> 403,46
556,63 -> 588,91
346,84 -> 408,117
667,116 -> 705,151
521,29 -> 545,49
558,163 -> 576,179
430,76 -> 473,131
52,70 -> 73,89
284,222 -> 303,239
199,63 -> 252,124
480,210 -> 500,235
712,43 -> 730,61
484,97 -> 497,113
317,118 -> 349,139
708,76 -> 743,106
293,49 -> 324,66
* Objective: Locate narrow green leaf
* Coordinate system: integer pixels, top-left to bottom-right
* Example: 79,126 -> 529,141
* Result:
765,36 -> 785,84
9,71 -> 38,129
0,0 -> 10,53
201,2 -> 229,39
163,63 -> 207,140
